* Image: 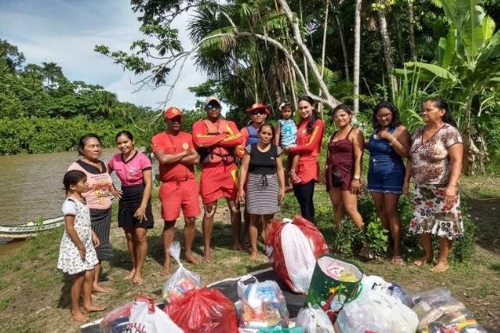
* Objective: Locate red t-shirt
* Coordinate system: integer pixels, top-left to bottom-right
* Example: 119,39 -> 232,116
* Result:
151,131 -> 196,182
290,117 -> 325,183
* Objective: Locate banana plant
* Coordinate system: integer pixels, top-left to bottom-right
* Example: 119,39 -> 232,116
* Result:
396,0 -> 500,175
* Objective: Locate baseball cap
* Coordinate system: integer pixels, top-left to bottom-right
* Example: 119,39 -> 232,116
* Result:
204,96 -> 222,107
164,106 -> 183,119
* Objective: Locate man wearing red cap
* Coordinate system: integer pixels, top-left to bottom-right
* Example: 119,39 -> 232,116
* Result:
151,106 -> 201,275
192,96 -> 243,262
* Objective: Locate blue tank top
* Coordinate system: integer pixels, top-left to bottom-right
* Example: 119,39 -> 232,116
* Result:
246,125 -> 260,145
367,127 -> 405,175
279,119 -> 297,147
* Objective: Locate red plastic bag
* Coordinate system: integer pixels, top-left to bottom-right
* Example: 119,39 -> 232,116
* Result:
267,215 -> 329,293
163,287 -> 238,333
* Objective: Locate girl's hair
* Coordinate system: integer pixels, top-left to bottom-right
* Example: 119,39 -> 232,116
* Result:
278,102 -> 293,119
297,95 -> 320,133
115,130 -> 134,142
63,170 -> 87,193
77,133 -> 102,155
372,101 -> 401,130
424,97 -> 458,127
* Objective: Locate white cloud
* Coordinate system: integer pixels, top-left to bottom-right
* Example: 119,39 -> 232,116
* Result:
0,0 -> 206,110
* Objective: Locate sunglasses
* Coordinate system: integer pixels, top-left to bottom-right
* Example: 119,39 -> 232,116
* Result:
250,110 -> 266,115
205,104 -> 220,111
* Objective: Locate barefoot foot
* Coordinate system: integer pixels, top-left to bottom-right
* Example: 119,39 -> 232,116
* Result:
133,277 -> 144,285
71,310 -> 88,323
431,261 -> 449,273
83,304 -> 106,313
413,256 -> 433,267
124,269 -> 136,280
249,252 -> 258,260
160,265 -> 170,277
184,253 -> 201,265
93,284 -> 111,294
233,242 -> 244,251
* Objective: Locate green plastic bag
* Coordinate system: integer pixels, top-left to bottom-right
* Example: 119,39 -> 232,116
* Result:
305,255 -> 363,314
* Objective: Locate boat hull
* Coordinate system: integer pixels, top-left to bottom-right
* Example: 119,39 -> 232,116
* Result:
0,217 -> 64,239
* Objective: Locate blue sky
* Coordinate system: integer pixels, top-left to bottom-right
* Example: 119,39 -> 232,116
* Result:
0,0 -> 206,110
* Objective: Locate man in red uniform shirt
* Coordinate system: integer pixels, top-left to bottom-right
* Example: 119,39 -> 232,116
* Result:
151,107 -> 201,275
192,96 -> 244,262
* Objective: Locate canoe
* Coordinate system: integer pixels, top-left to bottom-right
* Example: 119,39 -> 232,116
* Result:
0,216 -> 64,239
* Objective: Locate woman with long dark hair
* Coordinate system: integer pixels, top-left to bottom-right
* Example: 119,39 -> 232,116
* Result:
366,101 -> 410,264
325,104 -> 365,230
404,98 -> 463,273
108,130 -> 154,284
284,95 -> 324,223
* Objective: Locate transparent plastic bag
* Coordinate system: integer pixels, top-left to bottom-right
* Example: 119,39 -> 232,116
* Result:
336,277 -> 418,333
128,297 -> 184,333
161,241 -> 202,303
238,278 -> 290,329
296,304 -> 334,333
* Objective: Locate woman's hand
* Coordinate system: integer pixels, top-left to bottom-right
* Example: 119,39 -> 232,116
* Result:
238,188 -> 245,202
402,181 -> 410,196
444,184 -> 458,208
350,179 -> 361,194
278,189 -> 285,203
92,232 -> 100,248
111,188 -> 122,199
78,246 -> 86,261
134,205 -> 147,223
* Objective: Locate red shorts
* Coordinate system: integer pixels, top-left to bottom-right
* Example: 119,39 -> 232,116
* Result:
200,164 -> 238,204
159,178 -> 201,222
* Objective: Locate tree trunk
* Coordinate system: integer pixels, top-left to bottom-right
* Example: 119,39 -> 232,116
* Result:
318,0 -> 329,116
336,15 -> 350,81
407,0 -> 417,61
377,7 -> 396,93
353,0 -> 362,113
278,0 -> 341,108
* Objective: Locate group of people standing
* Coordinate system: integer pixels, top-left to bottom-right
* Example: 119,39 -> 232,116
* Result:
56,94 -> 464,323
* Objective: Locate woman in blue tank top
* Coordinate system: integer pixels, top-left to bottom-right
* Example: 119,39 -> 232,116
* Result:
365,101 -> 410,265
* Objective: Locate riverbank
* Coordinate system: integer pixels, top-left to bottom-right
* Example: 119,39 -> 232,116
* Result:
0,176 -> 499,332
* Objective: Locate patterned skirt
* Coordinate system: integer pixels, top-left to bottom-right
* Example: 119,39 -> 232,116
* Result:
246,173 -> 280,215
409,184 -> 463,240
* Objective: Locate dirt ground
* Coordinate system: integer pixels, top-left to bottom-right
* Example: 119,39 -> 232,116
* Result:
0,177 -> 499,332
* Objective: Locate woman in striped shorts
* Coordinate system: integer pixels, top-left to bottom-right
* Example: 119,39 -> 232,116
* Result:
238,123 -> 286,260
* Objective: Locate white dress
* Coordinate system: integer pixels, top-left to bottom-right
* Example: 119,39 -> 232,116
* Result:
57,198 -> 99,275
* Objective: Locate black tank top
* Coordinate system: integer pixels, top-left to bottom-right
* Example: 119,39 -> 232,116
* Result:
249,143 -> 278,175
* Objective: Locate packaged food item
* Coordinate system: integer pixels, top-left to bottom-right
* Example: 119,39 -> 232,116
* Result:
238,279 -> 290,329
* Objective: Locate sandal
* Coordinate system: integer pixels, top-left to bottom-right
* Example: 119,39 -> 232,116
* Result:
391,256 -> 405,265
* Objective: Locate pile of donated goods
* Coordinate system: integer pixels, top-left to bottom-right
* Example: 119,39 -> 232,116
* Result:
98,216 -> 489,333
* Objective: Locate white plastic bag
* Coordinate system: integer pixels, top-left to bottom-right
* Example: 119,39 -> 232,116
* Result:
162,241 -> 202,303
336,275 -> 418,333
127,297 -> 184,333
296,304 -> 334,333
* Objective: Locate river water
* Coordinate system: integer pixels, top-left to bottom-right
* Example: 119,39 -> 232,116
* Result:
0,149 -> 122,226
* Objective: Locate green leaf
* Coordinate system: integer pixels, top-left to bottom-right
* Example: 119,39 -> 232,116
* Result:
405,62 -> 458,81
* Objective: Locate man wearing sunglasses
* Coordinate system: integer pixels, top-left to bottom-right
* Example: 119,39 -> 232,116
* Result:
192,96 -> 244,262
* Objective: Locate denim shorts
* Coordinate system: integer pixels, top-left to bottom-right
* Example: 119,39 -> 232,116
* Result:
367,159 -> 405,194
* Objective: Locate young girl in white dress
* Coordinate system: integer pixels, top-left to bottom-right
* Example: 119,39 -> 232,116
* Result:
57,170 -> 105,323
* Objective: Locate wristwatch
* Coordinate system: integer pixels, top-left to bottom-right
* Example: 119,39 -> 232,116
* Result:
353,175 -> 361,180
